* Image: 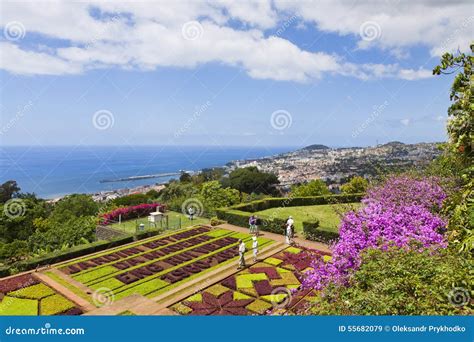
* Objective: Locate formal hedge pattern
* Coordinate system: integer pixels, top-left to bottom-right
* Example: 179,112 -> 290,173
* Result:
0,274 -> 82,316
171,246 -> 330,315
57,226 -> 273,302
216,193 -> 362,236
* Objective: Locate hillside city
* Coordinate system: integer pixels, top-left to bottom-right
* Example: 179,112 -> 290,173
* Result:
227,142 -> 441,190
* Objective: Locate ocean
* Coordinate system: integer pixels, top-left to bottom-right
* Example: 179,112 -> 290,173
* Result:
0,146 -> 293,199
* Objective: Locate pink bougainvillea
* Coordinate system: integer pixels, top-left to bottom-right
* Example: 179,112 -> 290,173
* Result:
303,176 -> 448,290
101,203 -> 165,225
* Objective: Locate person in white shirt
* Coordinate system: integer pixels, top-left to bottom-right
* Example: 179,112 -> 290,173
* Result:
188,207 -> 195,220
252,236 -> 259,262
238,239 -> 246,269
286,216 -> 294,245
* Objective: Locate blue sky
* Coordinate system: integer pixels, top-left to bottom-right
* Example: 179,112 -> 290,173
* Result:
0,1 -> 472,147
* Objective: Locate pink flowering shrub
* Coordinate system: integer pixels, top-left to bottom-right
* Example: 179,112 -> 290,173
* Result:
303,176 -> 448,290
101,203 -> 164,225
364,175 -> 447,211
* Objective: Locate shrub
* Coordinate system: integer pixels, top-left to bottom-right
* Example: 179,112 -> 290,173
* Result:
303,176 -> 448,291
210,217 -> 226,226
101,203 -> 165,225
302,220 -> 320,237
309,247 -> 471,315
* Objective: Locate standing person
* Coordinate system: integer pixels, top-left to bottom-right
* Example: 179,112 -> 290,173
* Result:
248,215 -> 256,234
286,216 -> 294,245
188,207 -> 195,220
238,239 -> 246,269
254,215 -> 260,237
252,236 -> 259,263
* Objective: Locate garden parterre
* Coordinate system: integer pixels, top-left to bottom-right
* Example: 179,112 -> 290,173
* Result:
57,226 -> 274,301
0,273 -> 82,316
170,246 -> 330,315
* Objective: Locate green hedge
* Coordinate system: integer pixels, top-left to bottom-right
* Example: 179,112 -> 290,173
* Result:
0,229 -> 164,277
302,221 -> 339,243
230,193 -> 363,212
215,209 -> 287,235
216,193 -> 361,239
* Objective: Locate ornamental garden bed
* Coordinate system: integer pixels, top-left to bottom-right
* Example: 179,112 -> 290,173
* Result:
53,226 -> 274,304
0,273 -> 82,316
170,246 -> 330,315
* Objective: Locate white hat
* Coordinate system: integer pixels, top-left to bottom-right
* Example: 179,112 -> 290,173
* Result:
289,216 -> 293,219
252,236 -> 257,241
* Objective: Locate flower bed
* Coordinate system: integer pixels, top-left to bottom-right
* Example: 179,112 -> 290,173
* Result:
52,226 -> 275,305
0,274 -> 82,316
171,246 -> 327,315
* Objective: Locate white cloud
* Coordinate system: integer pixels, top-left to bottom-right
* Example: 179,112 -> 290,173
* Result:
0,42 -> 82,75
0,0 -> 466,80
275,0 -> 473,56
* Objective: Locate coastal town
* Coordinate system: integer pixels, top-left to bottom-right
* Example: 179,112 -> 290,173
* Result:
227,142 -> 441,190
85,141 -> 441,202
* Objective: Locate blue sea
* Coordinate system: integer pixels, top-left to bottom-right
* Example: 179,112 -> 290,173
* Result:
0,146 -> 293,199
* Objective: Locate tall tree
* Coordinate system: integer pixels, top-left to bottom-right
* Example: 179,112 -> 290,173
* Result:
0,180 -> 20,203
222,167 -> 280,195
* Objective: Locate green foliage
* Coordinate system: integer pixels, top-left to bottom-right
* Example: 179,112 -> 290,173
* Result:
0,180 -> 20,204
433,43 -> 473,160
29,216 -> 96,253
191,168 -> 225,185
291,179 -> 330,197
9,283 -> 55,300
222,167 -> 280,195
210,217 -> 226,226
341,176 -> 368,194
0,240 -> 29,262
0,296 -> 37,315
111,193 -> 151,207
302,220 -> 320,237
199,181 -> 240,215
0,197 -> 48,243
40,294 -> 75,315
310,247 -> 471,315
51,194 -> 98,220
179,172 -> 192,183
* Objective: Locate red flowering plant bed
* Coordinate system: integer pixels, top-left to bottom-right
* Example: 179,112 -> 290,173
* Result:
101,203 -> 165,225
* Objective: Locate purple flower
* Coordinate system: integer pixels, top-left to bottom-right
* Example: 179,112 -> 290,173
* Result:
303,176 -> 448,290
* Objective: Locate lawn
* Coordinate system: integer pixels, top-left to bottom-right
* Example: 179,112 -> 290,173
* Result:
255,203 -> 361,233
109,210 -> 209,234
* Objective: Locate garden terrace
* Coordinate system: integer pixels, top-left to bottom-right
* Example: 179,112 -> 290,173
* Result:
45,225 -> 275,304
0,273 -> 83,316
170,246 -> 330,315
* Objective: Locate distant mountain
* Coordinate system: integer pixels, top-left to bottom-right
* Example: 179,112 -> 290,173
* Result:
302,144 -> 330,151
381,141 -> 406,147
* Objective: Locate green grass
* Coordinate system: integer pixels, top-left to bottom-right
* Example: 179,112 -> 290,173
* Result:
109,211 -> 209,234
255,203 -> 360,233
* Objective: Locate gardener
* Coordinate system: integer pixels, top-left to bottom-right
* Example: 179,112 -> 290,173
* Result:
285,216 -> 294,245
238,239 -> 246,269
252,236 -> 259,263
248,215 -> 256,234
